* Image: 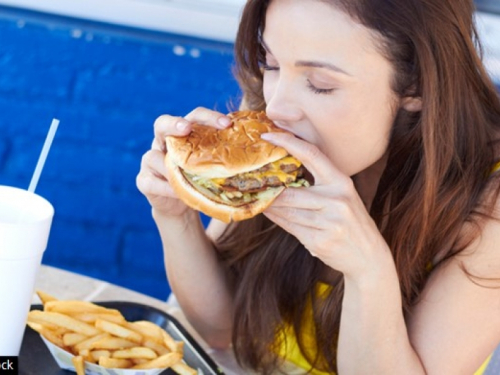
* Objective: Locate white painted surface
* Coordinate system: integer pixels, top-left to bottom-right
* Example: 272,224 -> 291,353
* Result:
0,0 -> 247,42
0,1 -> 498,82
476,12 -> 500,83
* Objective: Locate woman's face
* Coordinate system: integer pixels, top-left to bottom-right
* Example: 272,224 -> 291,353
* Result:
262,0 -> 400,176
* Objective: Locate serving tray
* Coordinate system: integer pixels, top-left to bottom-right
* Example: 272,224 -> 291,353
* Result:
19,301 -> 225,375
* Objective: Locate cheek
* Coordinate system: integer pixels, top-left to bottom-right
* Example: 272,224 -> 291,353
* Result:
262,74 -> 277,103
314,101 -> 394,176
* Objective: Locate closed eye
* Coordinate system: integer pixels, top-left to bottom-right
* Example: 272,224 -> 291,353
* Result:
307,80 -> 334,95
261,63 -> 279,71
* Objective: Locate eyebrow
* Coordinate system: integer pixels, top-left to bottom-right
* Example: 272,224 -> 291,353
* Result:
295,60 -> 351,76
260,38 -> 351,76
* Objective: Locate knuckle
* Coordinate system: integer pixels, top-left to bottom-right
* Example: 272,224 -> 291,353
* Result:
330,223 -> 347,240
186,107 -> 222,125
304,143 -> 322,161
141,150 -> 154,167
135,173 -> 148,193
335,198 -> 352,217
154,115 -> 173,129
137,173 -> 158,195
186,107 -> 208,120
280,188 -> 298,204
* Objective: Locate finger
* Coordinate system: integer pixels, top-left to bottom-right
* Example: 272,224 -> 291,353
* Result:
271,187 -> 325,210
265,203 -> 327,229
151,137 -> 163,151
261,132 -> 345,186
154,109 -> 231,152
140,150 -> 168,179
264,210 -> 320,234
153,115 -> 192,152
185,107 -> 231,129
136,171 -> 177,198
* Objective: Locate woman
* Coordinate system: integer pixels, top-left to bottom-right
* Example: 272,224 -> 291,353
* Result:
137,0 -> 500,373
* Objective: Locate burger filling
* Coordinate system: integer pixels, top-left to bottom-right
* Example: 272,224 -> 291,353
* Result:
182,156 -> 310,206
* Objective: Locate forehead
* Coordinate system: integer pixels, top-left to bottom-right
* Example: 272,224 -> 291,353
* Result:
263,0 -> 385,65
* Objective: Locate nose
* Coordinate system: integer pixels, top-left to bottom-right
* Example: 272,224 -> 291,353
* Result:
264,77 -> 303,125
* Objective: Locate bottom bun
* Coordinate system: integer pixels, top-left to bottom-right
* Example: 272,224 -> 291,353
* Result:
166,155 -> 285,223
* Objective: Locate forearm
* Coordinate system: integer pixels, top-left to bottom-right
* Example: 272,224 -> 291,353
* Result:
153,209 -> 234,348
337,263 -> 425,375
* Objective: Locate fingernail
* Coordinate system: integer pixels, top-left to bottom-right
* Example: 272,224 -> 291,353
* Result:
217,117 -> 231,128
176,120 -> 190,131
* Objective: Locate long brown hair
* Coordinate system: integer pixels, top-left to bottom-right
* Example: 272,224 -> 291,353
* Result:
216,0 -> 500,373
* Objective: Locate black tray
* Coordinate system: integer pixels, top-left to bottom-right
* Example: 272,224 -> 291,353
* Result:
19,301 -> 225,375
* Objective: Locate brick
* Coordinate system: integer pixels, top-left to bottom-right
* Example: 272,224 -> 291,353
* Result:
122,229 -> 165,274
42,219 -> 120,267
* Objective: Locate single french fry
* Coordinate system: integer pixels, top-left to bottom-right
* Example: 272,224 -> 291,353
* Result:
63,332 -> 88,346
27,321 -> 65,347
127,321 -> 164,342
95,319 -> 142,344
132,358 -> 149,365
90,336 -> 137,350
99,357 -> 133,369
143,338 -> 170,355
131,351 -> 183,369
28,310 -> 101,336
71,356 -> 85,375
27,312 -> 62,331
161,330 -> 183,353
78,348 -> 94,363
26,321 -> 44,334
90,349 -> 111,362
74,333 -> 110,352
45,300 -> 122,316
36,290 -> 58,305
41,328 -> 65,348
73,312 -> 126,325
112,347 -> 157,359
172,362 -> 198,375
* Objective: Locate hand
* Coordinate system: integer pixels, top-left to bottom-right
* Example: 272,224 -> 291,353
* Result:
136,107 -> 231,218
261,132 -> 393,282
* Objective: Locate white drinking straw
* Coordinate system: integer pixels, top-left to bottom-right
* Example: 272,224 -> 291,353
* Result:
28,118 -> 60,193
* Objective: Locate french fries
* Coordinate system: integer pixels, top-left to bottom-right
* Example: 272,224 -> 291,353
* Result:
27,291 -> 197,375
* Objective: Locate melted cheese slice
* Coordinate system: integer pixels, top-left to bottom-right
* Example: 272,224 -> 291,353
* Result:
211,157 -> 301,187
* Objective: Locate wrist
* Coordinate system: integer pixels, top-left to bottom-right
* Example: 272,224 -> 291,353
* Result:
152,208 -> 202,233
343,250 -> 398,293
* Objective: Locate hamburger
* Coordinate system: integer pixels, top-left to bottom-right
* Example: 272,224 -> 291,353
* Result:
165,110 -> 310,223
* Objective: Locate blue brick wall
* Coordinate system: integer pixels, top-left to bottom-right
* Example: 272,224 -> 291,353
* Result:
0,7 -> 240,300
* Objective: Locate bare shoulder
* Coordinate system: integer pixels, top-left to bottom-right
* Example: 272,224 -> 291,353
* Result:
407,183 -> 500,374
457,182 -> 500,279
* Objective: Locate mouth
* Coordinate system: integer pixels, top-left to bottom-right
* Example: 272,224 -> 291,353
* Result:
271,121 -> 308,141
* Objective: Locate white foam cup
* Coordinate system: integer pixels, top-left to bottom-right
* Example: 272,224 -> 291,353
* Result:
0,185 -> 54,356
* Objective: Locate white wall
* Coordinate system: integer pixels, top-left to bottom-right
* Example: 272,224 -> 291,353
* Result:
0,0 -> 247,42
0,1 -> 498,82
476,12 -> 500,83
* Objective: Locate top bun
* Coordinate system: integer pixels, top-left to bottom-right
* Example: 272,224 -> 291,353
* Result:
166,110 -> 290,178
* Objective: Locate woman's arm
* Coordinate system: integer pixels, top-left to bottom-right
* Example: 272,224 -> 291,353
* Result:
137,108 -> 235,349
338,202 -> 500,375
154,210 -> 234,349
406,203 -> 500,374
337,255 -> 426,374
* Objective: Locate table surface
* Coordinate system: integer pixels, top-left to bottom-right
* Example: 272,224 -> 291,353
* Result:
33,265 -> 246,375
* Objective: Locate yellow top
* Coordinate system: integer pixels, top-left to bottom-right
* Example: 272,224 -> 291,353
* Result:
492,160 -> 500,174
277,284 -> 493,375
277,161 -> 500,374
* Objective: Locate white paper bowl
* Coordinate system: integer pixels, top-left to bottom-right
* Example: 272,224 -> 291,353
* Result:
40,335 -> 171,375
